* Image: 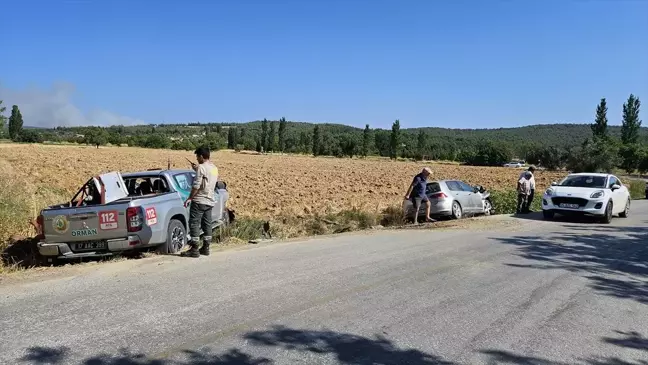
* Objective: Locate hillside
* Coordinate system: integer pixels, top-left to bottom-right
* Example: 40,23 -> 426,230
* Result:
18,120 -> 648,165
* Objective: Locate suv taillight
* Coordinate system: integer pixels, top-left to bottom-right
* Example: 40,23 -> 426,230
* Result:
126,207 -> 144,232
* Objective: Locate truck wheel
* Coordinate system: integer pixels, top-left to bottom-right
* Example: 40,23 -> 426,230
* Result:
158,219 -> 186,254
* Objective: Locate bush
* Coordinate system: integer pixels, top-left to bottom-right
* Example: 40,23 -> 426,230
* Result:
489,189 -> 542,215
628,179 -> 645,200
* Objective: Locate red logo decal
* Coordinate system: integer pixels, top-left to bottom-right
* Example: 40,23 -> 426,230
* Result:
99,210 -> 119,230
145,207 -> 158,226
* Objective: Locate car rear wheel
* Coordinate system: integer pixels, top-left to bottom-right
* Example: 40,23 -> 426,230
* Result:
158,219 -> 186,254
619,199 -> 630,218
451,201 -> 462,219
600,201 -> 613,224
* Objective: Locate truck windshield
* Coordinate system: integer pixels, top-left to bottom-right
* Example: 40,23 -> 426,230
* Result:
559,175 -> 607,188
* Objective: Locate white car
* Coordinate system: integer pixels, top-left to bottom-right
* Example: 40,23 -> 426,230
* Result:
503,161 -> 524,168
541,173 -> 630,223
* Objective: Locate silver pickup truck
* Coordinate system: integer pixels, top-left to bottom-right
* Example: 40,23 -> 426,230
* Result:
36,168 -> 231,261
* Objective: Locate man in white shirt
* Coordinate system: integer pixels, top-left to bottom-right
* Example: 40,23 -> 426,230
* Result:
519,166 -> 536,213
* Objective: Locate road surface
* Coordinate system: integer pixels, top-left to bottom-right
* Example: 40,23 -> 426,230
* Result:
1,203 -> 648,365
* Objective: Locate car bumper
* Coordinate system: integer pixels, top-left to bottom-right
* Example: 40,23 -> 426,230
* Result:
404,199 -> 454,217
38,235 -> 144,259
541,196 -> 607,216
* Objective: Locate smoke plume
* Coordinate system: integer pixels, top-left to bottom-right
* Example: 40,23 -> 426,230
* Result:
0,82 -> 146,128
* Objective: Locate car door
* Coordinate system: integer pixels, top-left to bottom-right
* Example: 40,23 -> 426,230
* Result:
457,181 -> 482,212
446,181 -> 473,211
610,175 -> 628,211
459,181 -> 484,212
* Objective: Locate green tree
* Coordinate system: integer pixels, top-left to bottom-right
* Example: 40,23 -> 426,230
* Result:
362,124 -> 371,157
17,129 -> 44,143
464,141 -> 512,166
260,119 -> 268,152
8,105 -> 24,141
86,128 -> 109,148
620,94 -> 642,145
591,98 -> 608,140
389,119 -> 400,160
227,127 -> 238,149
171,139 -> 196,151
267,121 -> 276,152
339,134 -> 358,158
416,130 -> 427,160
0,100 -> 6,138
567,138 -> 620,173
619,143 -> 643,174
108,131 -> 124,146
312,125 -> 321,156
278,117 -> 287,152
638,149 -> 648,175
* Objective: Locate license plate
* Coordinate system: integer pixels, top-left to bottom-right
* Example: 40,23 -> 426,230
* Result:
559,203 -> 580,209
73,241 -> 107,251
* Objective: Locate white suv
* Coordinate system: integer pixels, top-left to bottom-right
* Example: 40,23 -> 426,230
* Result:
541,173 -> 630,223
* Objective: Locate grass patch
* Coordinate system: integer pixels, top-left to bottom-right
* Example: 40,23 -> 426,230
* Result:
628,179 -> 646,200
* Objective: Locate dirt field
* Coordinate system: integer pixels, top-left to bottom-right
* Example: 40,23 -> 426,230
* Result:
0,144 -> 567,239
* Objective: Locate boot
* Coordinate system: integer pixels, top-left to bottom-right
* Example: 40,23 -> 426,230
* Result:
199,242 -> 211,256
181,243 -> 200,258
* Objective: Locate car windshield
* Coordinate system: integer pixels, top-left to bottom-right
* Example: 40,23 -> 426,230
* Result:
559,175 -> 607,188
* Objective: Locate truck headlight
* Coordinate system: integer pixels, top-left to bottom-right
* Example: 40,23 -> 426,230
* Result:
590,190 -> 605,199
545,188 -> 554,196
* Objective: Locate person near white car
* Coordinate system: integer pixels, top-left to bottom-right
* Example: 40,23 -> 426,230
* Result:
519,166 -> 536,213
541,173 -> 630,223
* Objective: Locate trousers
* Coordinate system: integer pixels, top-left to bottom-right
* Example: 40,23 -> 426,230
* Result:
517,193 -> 528,213
189,202 -> 213,247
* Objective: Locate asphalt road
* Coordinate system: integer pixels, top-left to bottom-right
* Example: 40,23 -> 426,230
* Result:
2,202 -> 648,365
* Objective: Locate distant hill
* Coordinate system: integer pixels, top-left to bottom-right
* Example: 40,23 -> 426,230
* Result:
35,121 -> 648,162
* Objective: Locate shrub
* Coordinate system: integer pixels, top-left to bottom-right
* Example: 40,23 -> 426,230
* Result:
489,189 -> 542,215
628,179 -> 645,200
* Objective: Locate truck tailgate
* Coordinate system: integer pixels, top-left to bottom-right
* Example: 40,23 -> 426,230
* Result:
42,205 -> 129,244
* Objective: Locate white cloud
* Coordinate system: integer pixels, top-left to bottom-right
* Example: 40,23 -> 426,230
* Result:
0,82 -> 146,128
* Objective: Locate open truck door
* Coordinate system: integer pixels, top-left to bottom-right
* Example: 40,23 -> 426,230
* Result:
98,172 -> 129,203
70,171 -> 129,206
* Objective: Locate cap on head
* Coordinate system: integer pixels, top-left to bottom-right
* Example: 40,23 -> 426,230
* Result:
422,167 -> 432,175
528,165 -> 536,172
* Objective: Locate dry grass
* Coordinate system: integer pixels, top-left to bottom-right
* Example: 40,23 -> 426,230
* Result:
0,143 -> 568,244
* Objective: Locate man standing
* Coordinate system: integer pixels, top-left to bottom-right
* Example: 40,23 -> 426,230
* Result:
519,166 -> 536,213
517,171 -> 532,214
182,146 -> 219,258
404,167 -> 435,224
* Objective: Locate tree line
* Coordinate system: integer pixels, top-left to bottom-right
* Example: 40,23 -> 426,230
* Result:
0,94 -> 644,173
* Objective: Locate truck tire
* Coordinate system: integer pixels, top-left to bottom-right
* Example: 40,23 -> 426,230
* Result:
157,219 -> 186,254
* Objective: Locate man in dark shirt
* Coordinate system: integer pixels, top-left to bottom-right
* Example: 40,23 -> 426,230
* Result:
404,167 -> 435,224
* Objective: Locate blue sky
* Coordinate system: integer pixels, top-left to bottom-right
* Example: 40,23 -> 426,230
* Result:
1,0 -> 647,129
